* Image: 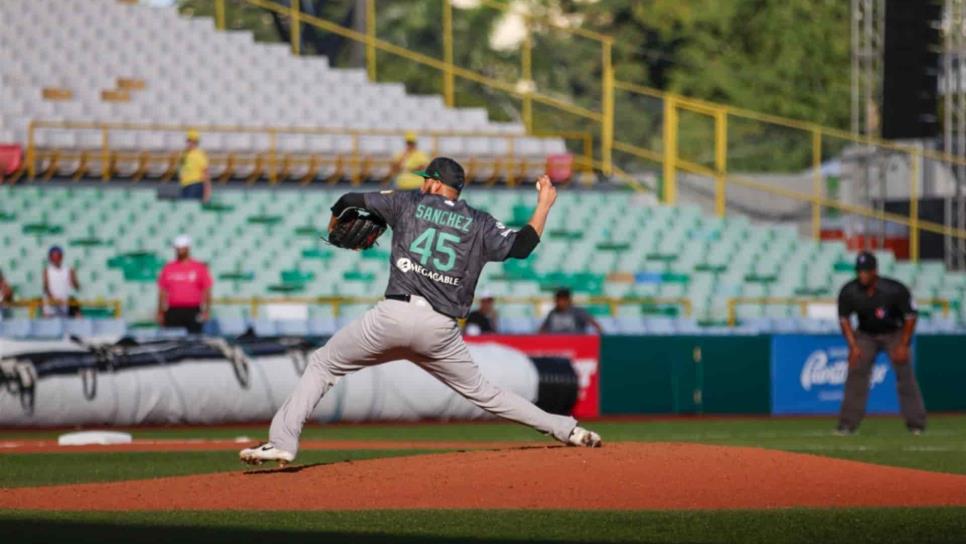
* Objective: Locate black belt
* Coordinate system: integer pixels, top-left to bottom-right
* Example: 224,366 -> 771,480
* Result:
385,294 -> 459,320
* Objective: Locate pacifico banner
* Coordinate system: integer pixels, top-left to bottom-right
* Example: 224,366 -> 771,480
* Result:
464,334 -> 601,418
770,334 -> 900,415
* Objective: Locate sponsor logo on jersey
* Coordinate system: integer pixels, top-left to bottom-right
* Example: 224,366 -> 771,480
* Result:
799,349 -> 887,391
396,257 -> 461,286
495,221 -> 513,238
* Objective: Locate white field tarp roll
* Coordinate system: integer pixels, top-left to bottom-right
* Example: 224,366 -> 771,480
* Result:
0,341 -> 538,426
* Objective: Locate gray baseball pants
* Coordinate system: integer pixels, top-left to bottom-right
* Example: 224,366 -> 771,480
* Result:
269,297 -> 578,456
837,330 -> 927,431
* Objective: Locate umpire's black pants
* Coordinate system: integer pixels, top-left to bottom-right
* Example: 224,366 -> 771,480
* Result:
164,306 -> 203,334
837,330 -> 927,431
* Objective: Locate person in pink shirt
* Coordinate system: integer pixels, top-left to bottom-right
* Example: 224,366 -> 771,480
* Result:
156,234 -> 212,334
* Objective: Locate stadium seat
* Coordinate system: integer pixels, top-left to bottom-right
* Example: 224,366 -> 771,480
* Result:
92,318 -> 127,337
276,319 -> 309,337
29,318 -> 64,339
215,317 -> 250,337
0,319 -> 31,338
252,318 -> 278,337
64,318 -> 95,338
1,185 -> 962,333
0,0 -> 562,171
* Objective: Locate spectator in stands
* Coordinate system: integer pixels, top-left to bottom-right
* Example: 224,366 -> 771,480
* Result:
539,288 -> 603,335
389,131 -> 430,190
0,269 -> 13,320
157,235 -> 212,334
42,246 -> 80,318
178,130 -> 211,202
464,291 -> 498,335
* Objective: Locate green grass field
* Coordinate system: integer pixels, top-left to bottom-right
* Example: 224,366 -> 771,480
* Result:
3,415 -> 966,543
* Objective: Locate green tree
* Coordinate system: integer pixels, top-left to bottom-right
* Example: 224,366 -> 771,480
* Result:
176,0 -> 851,171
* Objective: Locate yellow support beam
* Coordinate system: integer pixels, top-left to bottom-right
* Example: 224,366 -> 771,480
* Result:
100,126 -> 110,181
666,157 -> 966,240
662,96 -> 678,205
521,22 -> 533,133
365,0 -> 376,80
290,0 -> 300,56
600,39 -> 614,175
215,0 -> 226,30
811,129 -> 822,241
713,109 -> 727,218
442,0 -> 455,107
26,122 -> 36,179
616,78 -> 966,170
910,152 -> 920,262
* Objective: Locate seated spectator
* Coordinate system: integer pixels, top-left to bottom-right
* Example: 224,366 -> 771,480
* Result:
389,132 -> 430,190
464,292 -> 498,335
539,288 -> 603,335
157,235 -> 212,334
0,269 -> 13,320
178,130 -> 211,202
43,246 -> 80,318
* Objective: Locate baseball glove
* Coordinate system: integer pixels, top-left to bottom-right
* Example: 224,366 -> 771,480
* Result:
327,207 -> 387,250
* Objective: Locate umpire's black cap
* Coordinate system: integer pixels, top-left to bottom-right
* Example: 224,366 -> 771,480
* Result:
855,251 -> 877,271
414,157 -> 465,192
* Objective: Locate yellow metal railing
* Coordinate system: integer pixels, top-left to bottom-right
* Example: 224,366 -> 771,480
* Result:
610,87 -> 966,260
26,120 -> 593,186
18,0 -> 966,263
3,299 -> 122,319
726,297 -> 951,327
214,295 -> 692,318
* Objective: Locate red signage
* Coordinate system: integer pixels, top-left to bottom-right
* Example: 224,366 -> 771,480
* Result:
464,334 -> 600,418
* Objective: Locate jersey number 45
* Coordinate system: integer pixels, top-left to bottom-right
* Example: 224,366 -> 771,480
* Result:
410,227 -> 460,272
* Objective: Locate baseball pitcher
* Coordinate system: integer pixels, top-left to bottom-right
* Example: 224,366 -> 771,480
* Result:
241,157 -> 601,466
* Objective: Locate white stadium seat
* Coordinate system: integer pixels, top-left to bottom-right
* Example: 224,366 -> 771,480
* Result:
0,0 -> 564,160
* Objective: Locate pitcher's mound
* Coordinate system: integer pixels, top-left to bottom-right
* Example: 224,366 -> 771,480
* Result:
3,443 -> 966,510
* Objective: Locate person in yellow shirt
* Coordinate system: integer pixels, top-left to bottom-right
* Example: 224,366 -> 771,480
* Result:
389,132 -> 429,190
179,130 -> 211,202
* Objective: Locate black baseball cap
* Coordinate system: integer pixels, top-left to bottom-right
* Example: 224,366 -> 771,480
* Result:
855,251 -> 877,271
414,157 -> 465,192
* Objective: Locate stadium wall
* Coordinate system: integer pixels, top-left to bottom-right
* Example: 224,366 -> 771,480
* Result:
599,336 -> 771,415
599,334 -> 966,415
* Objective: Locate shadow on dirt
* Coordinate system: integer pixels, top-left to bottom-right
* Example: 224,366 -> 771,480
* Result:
0,517 -> 660,544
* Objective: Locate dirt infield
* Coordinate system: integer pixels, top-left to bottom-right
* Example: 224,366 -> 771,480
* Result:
3,442 -> 966,510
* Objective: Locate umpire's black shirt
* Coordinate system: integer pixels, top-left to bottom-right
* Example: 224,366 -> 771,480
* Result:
837,276 -> 917,334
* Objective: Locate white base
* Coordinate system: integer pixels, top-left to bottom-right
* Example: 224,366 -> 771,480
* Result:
57,431 -> 133,446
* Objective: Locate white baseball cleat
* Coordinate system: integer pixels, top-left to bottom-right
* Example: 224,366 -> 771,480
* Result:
567,426 -> 602,448
239,442 -> 295,467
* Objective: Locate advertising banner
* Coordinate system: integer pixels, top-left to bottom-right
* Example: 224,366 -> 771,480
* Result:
770,334 -> 900,415
465,334 -> 600,418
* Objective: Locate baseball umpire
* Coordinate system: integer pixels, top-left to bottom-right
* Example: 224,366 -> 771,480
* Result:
241,157 -> 601,465
835,251 -> 927,435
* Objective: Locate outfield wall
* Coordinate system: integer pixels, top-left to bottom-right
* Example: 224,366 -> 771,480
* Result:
599,334 -> 966,415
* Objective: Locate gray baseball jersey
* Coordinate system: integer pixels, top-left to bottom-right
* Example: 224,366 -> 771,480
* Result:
364,190 -> 517,318
266,189 -> 578,457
